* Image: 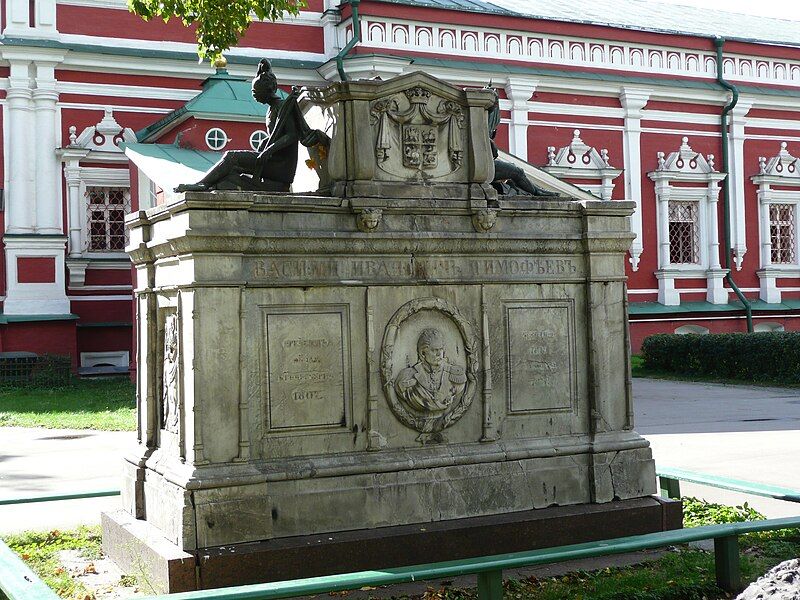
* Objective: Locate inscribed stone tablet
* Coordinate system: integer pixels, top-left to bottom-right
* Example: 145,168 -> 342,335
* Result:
505,300 -> 576,413
265,307 -> 348,430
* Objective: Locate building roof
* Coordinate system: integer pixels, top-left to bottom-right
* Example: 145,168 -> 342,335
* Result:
378,0 -> 800,48
135,68 -> 287,142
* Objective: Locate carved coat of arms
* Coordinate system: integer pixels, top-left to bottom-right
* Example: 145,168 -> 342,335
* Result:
370,87 -> 465,180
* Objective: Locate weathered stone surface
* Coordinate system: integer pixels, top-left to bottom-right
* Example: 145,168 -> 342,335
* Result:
737,559 -> 800,600
101,510 -> 196,594
116,192 -> 656,553
309,72 -> 497,200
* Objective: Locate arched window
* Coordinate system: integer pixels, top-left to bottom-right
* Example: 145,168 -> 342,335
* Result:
754,322 -> 784,333
674,325 -> 709,335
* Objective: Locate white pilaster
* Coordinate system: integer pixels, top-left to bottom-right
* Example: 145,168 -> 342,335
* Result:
4,0 -> 57,38
3,0 -> 31,35
727,101 -> 752,271
5,59 -> 34,234
503,78 -> 538,160
321,7 -> 341,59
620,87 -> 652,271
62,148 -> 89,257
33,60 -> 63,234
705,181 -> 727,304
655,182 -> 671,270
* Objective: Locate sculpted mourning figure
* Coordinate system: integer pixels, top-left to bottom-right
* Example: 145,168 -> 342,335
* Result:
486,89 -> 557,197
176,59 -> 329,193
394,328 -> 467,414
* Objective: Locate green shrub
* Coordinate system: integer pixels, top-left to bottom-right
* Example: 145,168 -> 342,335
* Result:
681,497 -> 765,528
640,332 -> 800,384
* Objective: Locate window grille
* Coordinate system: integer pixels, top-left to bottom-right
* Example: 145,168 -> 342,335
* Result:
86,187 -> 130,252
769,203 -> 796,264
668,201 -> 700,264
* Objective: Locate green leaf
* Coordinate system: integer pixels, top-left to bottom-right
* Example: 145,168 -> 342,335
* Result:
127,0 -> 307,62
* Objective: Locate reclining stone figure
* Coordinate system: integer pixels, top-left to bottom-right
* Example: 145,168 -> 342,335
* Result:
176,59 -> 329,193
486,88 -> 557,197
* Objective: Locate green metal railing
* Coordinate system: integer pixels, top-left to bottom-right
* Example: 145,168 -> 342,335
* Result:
657,466 -> 800,503
0,489 -> 120,506
2,476 -> 800,600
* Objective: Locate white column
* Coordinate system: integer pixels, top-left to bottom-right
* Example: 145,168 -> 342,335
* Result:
5,59 -> 35,234
757,189 -> 780,302
656,187 -> 671,269
705,181 -> 727,303
62,152 -> 88,257
620,88 -> 652,271
503,78 -> 538,161
727,101 -> 752,270
758,188 -> 772,268
33,60 -> 62,234
707,182 -> 721,270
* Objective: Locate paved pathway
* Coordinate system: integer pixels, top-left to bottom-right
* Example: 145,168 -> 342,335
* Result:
0,427 -> 128,533
634,378 -> 800,518
1,378 -> 799,533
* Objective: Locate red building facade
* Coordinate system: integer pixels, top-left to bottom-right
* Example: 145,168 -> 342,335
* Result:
3,0 -> 800,370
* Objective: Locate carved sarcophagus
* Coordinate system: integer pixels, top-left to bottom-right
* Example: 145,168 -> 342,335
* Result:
107,73 -> 665,594
119,191 -> 656,554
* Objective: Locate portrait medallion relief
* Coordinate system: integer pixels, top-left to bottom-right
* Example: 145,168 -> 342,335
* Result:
380,297 -> 479,441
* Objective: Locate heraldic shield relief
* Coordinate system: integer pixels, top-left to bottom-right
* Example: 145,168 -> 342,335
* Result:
380,297 -> 479,441
370,86 -> 465,180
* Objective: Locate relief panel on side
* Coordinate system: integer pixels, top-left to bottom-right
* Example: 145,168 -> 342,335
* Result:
505,300 -> 576,414
263,305 -> 351,433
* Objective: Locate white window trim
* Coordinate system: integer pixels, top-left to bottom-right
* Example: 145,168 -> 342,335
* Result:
648,138 -> 727,306
752,144 -> 800,303
249,129 -> 268,151
76,168 -> 131,258
542,129 -> 622,201
206,127 -> 229,150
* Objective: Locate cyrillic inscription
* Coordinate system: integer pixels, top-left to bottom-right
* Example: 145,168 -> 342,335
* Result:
506,301 -> 576,414
251,256 -> 579,283
265,307 -> 349,430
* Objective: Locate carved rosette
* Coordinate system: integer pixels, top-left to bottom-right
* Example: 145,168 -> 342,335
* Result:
380,297 -> 479,438
369,86 -> 465,180
162,313 -> 180,434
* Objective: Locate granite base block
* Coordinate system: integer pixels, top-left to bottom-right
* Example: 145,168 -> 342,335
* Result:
103,497 -> 681,593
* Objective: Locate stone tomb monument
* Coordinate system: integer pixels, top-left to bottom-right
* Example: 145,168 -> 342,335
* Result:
104,71 -> 679,593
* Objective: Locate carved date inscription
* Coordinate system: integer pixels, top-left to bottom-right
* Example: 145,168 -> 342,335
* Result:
506,301 -> 576,414
265,309 -> 349,431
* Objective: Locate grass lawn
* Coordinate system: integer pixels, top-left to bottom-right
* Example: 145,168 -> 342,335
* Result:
4,500 -> 800,599
0,377 -> 135,431
3,526 -> 103,599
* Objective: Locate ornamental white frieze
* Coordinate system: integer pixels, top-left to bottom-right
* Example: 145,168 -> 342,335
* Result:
357,19 -> 800,87
380,297 -> 479,442
370,86 -> 465,180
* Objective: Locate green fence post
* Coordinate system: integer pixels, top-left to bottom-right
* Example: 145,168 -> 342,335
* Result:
659,476 -> 681,499
477,570 -> 503,600
714,535 -> 741,593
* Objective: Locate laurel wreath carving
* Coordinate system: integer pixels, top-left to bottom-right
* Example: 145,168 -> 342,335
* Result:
380,297 -> 479,435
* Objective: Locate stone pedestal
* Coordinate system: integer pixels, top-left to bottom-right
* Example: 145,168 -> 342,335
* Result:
105,189 -> 668,592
